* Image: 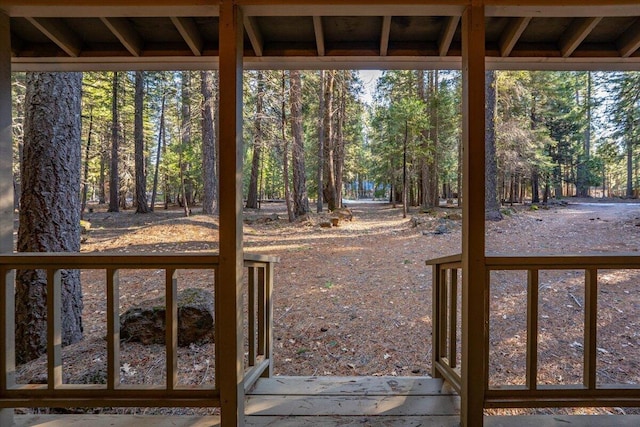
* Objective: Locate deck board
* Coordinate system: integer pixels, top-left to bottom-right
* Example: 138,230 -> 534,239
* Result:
248,376 -> 448,396
245,394 -> 461,416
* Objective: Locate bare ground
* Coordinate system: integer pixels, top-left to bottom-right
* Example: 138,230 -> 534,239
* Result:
15,198 -> 640,415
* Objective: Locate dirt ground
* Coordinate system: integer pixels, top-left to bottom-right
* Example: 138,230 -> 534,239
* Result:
15,198 -> 640,415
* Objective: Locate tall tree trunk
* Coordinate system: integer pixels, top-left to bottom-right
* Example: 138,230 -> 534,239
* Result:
532,170 -> 540,203
201,70 -> 218,214
81,106 -> 93,219
282,72 -> 294,222
180,71 -> 191,216
576,72 -> 591,197
16,72 -> 83,364
428,70 -> 440,207
627,130 -> 634,198
323,71 -> 338,211
334,71 -> 347,209
246,71 -> 264,210
108,71 -> 119,212
290,70 -> 310,217
402,120 -> 408,218
316,70 -> 325,213
485,70 -> 502,220
150,94 -> 165,211
417,70 -> 431,209
134,71 -> 149,213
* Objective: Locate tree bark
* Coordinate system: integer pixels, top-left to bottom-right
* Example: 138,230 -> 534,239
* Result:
180,71 -> 192,216
201,70 -> 218,214
322,71 -> 338,211
150,94 -> 165,211
485,70 -> 502,220
16,72 -> 83,364
246,71 -> 264,210
316,70 -> 325,213
281,72 -> 295,222
134,71 -> 149,213
108,71 -> 119,212
290,70 -> 310,217
80,106 -> 93,219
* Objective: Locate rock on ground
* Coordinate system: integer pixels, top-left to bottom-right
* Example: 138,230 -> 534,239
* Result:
120,288 -> 215,346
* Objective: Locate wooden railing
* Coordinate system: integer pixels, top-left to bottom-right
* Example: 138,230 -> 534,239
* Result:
428,254 -> 462,394
0,252 -> 277,409
428,253 -> 640,410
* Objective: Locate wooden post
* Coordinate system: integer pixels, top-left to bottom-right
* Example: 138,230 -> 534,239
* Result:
217,1 -> 245,426
461,3 -> 486,427
0,11 -> 14,427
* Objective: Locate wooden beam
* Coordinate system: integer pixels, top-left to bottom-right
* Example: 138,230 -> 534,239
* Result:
100,17 -> 143,57
0,18 -> 16,427
243,15 -> 264,57
0,11 -> 13,254
218,2 -> 245,426
243,3 -> 465,17
559,17 -> 602,58
461,3 -> 486,427
487,3 -> 640,18
2,2 -> 218,18
171,16 -> 203,56
617,20 -> 640,58
313,16 -> 325,56
439,16 -> 460,57
499,16 -> 530,57
26,17 -> 82,57
380,16 -> 391,56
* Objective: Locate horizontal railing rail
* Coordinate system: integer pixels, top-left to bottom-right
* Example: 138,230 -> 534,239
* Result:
0,252 -> 278,409
428,253 -> 640,410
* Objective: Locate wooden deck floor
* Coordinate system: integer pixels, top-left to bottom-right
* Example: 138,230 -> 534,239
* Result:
12,376 -> 640,426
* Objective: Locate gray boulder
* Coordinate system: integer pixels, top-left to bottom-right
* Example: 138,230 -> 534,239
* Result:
120,288 -> 215,346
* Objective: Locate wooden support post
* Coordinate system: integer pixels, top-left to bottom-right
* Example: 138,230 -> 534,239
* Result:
0,11 -> 14,427
217,2 -> 245,426
461,3 -> 486,427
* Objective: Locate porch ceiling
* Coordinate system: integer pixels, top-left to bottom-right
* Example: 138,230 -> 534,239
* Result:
2,1 -> 640,71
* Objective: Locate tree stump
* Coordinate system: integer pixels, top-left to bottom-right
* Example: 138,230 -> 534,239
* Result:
120,288 -> 215,346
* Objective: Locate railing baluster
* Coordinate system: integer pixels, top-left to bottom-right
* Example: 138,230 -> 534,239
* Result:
584,268 -> 598,390
431,263 -> 442,378
527,269 -> 539,391
0,267 -> 15,390
47,269 -> 62,389
439,266 -> 448,360
166,268 -> 177,390
448,268 -> 458,368
248,266 -> 256,367
106,268 -> 120,390
257,266 -> 266,359
263,261 -> 274,378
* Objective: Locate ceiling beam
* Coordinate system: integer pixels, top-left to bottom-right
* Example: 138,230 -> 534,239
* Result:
243,15 -> 264,57
100,17 -> 143,57
313,15 -> 325,56
487,4 -> 640,18
499,16 -> 530,57
439,16 -> 459,57
170,16 -> 203,56
2,2 -> 217,18
559,17 -> 602,57
26,17 -> 82,57
617,20 -> 640,58
380,16 -> 391,56
243,4 -> 465,17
